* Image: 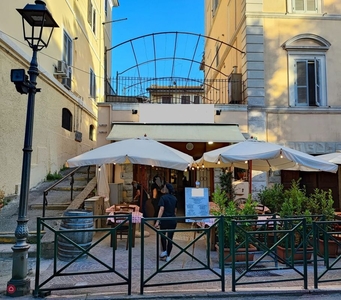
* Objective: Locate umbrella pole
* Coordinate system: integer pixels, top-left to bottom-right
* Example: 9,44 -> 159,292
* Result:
248,160 -> 252,194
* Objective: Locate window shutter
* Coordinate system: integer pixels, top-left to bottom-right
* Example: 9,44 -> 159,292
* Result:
296,61 -> 308,105
93,9 -> 96,34
294,0 -> 304,11
90,69 -> 96,98
314,58 -> 320,106
87,0 -> 92,26
307,0 -> 316,11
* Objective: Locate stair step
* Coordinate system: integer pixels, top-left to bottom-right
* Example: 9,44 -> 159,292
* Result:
52,186 -> 85,191
30,203 -> 69,210
0,233 -> 40,244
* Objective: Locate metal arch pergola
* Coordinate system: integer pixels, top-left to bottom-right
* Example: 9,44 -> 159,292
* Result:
106,31 -> 245,102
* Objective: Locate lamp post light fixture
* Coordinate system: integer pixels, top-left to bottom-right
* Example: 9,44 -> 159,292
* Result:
7,1 -> 58,297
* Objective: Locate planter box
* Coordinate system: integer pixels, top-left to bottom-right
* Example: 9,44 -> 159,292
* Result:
318,238 -> 341,258
276,245 -> 312,261
215,244 -> 256,263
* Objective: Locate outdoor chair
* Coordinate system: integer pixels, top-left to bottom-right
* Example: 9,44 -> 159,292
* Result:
109,211 -> 135,250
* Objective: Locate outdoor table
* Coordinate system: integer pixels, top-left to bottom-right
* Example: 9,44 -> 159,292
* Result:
106,204 -> 140,213
107,211 -> 143,248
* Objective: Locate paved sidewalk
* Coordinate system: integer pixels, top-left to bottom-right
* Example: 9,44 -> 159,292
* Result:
1,177 -> 341,299
1,221 -> 341,299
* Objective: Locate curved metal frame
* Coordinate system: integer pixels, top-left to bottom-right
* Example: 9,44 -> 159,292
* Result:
108,31 -> 245,81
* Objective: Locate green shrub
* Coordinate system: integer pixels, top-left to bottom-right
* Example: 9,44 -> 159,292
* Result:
257,183 -> 285,214
46,171 -> 62,181
212,186 -> 257,247
307,188 -> 335,221
219,170 -> 235,202
280,179 -> 309,217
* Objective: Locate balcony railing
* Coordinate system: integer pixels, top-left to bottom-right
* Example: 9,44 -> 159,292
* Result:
106,76 -> 245,104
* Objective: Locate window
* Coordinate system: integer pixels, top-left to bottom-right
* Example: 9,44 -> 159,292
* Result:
89,125 -> 95,141
162,96 -> 172,104
289,54 -> 326,107
181,96 -> 190,104
62,31 -> 72,89
283,34 -> 330,107
296,59 -> 320,106
90,68 -> 96,99
87,0 -> 96,34
194,95 -> 200,104
62,108 -> 72,131
289,0 -> 320,13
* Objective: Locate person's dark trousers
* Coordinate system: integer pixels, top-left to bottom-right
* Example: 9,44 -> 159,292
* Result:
152,199 -> 159,217
160,220 -> 177,256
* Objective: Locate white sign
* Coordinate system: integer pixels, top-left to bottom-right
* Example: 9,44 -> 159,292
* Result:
185,187 -> 209,222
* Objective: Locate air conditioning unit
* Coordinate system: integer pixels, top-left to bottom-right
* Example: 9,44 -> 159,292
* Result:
62,76 -> 71,90
54,60 -> 67,76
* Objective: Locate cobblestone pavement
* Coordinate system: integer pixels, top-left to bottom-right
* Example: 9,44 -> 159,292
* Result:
1,223 -> 341,299
1,175 -> 341,299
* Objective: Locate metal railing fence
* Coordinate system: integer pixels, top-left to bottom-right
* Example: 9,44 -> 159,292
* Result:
34,214 -> 133,297
140,216 -> 225,294
33,214 -> 341,297
313,220 -> 341,288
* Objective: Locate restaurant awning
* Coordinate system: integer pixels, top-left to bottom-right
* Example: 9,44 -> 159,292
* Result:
106,123 -> 245,143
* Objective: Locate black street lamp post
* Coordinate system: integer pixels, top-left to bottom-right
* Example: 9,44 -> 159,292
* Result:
6,1 -> 58,297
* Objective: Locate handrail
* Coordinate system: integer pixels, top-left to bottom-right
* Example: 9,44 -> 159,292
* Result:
42,167 -> 85,219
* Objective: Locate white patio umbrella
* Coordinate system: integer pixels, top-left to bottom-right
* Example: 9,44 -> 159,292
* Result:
67,137 -> 193,171
316,151 -> 341,164
285,151 -> 341,172
194,139 -> 338,192
96,164 -> 110,209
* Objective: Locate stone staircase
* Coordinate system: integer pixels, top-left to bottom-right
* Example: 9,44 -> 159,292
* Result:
0,166 -> 96,246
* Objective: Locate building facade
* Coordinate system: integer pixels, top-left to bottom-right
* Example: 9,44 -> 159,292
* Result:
0,0 -> 118,196
94,1 -> 341,210
203,0 -> 341,205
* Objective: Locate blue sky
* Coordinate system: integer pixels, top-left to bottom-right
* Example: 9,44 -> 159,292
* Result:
109,0 -> 204,80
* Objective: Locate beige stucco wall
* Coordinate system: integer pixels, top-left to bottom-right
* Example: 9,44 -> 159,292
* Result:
267,112 -> 341,144
204,0 -> 341,147
0,0 -> 111,196
262,16 -> 341,108
202,0 -> 341,196
204,0 -> 244,81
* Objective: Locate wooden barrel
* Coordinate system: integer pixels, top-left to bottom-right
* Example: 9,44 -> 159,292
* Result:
57,209 -> 94,261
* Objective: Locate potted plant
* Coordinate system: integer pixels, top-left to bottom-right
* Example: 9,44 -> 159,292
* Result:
257,183 -> 285,214
276,179 -> 337,261
219,170 -> 235,201
307,188 -> 339,258
211,185 -> 257,263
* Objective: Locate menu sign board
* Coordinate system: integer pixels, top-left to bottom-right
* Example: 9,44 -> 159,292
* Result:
185,187 -> 209,222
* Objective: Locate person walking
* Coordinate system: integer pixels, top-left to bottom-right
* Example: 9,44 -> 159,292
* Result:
131,181 -> 148,216
154,183 -> 177,262
151,175 -> 162,217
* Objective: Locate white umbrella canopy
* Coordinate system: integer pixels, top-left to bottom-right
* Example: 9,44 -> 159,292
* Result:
96,164 -> 110,209
194,139 -> 338,173
67,137 -> 193,171
316,151 -> 341,164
